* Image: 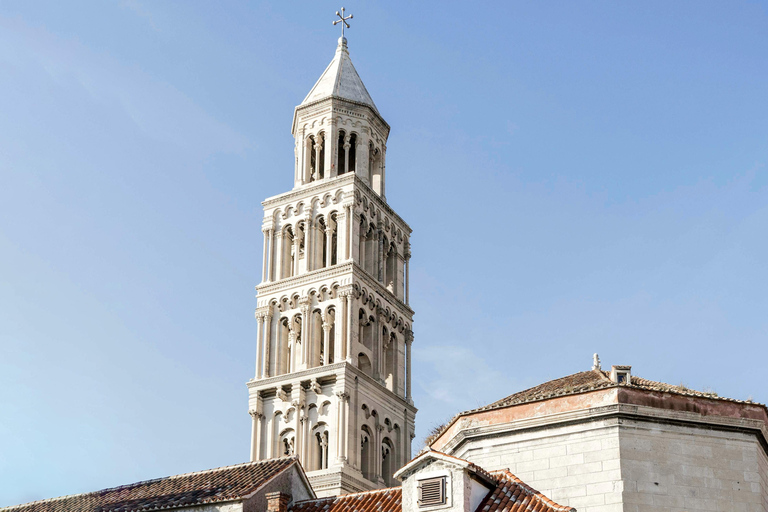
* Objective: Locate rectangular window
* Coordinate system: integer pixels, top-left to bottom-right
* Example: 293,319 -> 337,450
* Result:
418,476 -> 447,507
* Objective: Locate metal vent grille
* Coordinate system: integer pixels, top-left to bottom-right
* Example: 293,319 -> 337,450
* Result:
418,477 -> 446,507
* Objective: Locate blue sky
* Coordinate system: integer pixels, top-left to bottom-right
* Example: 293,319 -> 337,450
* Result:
1,0 -> 767,505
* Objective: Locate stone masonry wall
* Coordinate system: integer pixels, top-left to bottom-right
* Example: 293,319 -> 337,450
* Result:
453,418 -> 624,512
619,419 -> 768,512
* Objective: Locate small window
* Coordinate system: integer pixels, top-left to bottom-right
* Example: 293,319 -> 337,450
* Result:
617,372 -> 628,384
418,476 -> 447,507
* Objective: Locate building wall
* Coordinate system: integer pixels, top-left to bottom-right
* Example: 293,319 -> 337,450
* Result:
619,419 -> 768,512
452,418 -> 624,512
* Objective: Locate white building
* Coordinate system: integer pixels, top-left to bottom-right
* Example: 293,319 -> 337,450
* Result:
246,35 -> 417,498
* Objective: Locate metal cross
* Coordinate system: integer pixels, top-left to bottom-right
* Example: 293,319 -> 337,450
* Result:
333,7 -> 353,38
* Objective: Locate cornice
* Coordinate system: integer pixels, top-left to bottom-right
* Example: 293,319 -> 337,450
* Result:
343,363 -> 417,414
354,178 -> 412,235
352,263 -> 414,317
293,96 -> 390,136
257,262 -> 355,296
441,402 -> 768,455
246,362 -> 347,390
262,173 -> 356,209
255,261 -> 414,318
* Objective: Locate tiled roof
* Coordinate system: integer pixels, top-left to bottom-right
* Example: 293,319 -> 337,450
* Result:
301,38 -> 378,112
2,457 -> 298,512
484,369 -> 757,412
484,370 -> 612,410
478,470 -> 575,512
291,487 -> 402,512
291,463 -> 572,512
428,368 -> 766,447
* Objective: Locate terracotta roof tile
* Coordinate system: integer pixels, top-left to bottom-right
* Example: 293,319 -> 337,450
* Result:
478,470 -> 574,512
2,457 -> 297,512
291,487 -> 402,512
292,458 -> 571,512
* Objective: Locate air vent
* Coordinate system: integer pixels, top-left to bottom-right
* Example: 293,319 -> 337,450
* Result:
418,476 -> 447,507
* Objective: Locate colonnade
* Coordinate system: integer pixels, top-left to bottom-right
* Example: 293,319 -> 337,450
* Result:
295,126 -> 386,196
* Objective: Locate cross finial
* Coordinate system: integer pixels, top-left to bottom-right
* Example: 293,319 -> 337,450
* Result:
333,7 -> 353,39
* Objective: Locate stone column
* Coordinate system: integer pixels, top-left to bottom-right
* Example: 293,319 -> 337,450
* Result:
267,412 -> 276,458
405,330 -> 413,403
335,391 -> 349,463
335,298 -> 345,363
346,204 -> 354,261
343,134 -> 351,174
372,311 -> 381,381
263,311 -> 272,377
312,138 -> 321,182
380,146 -> 387,198
293,399 -> 304,460
255,312 -> 265,379
322,322 -> 331,365
250,410 -> 263,461
375,424 -> 385,481
300,299 -> 310,368
266,228 -> 274,282
292,229 -> 301,276
325,226 -> 333,268
336,210 -> 347,264
404,243 -> 411,305
262,228 -> 270,282
346,293 -> 355,361
357,131 -> 369,180
325,125 -> 335,177
274,231 -> 283,280
304,216 -> 313,272
377,225 -> 384,282
287,330 -> 297,373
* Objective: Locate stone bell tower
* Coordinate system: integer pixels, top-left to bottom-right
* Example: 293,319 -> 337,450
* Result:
247,34 -> 417,498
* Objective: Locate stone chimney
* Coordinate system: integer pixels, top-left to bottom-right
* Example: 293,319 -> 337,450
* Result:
266,492 -> 291,512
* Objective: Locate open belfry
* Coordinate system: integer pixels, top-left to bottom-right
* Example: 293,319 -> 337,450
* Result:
246,27 -> 417,497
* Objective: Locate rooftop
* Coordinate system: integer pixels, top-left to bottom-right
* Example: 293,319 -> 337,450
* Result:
1,457 -> 298,512
300,37 -> 378,112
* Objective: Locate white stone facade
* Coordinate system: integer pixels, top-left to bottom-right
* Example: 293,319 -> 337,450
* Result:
247,37 -> 417,498
440,400 -> 768,511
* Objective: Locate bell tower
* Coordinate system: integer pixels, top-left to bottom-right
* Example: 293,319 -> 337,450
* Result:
247,33 -> 416,498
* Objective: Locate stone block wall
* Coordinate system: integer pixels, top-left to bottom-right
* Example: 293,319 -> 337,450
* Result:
619,419 -> 768,512
453,418 -> 624,512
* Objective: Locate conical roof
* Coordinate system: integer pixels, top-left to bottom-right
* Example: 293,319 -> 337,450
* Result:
300,37 -> 378,113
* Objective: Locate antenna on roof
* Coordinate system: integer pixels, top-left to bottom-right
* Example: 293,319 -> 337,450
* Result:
592,353 -> 601,371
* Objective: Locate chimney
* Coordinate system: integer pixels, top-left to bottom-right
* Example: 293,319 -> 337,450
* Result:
266,492 -> 291,512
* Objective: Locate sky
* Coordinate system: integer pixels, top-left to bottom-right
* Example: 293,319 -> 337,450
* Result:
1,0 -> 767,505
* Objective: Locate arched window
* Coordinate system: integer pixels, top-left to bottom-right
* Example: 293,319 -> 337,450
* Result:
278,318 -> 291,375
357,352 -> 372,376
329,212 -> 338,266
323,308 -> 336,365
283,226 -> 294,279
337,130 -> 347,175
348,133 -> 357,173
386,244 -> 397,293
382,438 -> 395,486
384,333 -> 397,392
316,216 -> 327,269
361,426 -> 373,481
280,429 -> 295,456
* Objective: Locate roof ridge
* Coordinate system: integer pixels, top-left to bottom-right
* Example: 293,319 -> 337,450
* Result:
293,486 -> 401,505
1,457 -> 297,510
